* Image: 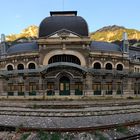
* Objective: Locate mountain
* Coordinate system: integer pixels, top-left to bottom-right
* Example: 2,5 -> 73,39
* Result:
5,25 -> 140,46
90,25 -> 140,43
6,25 -> 38,41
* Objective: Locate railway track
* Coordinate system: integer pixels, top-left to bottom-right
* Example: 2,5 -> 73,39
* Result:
0,105 -> 140,117
117,134 -> 140,140
1,120 -> 140,140
0,100 -> 140,139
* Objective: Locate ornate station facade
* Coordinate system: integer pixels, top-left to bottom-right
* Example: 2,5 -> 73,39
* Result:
0,11 -> 140,98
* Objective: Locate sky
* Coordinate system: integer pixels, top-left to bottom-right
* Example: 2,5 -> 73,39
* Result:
0,0 -> 140,35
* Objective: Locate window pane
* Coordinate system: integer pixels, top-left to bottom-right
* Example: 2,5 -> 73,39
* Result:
60,83 -> 64,90
66,83 -> 69,90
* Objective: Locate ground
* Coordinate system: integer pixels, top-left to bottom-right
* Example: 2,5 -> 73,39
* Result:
0,98 -> 140,139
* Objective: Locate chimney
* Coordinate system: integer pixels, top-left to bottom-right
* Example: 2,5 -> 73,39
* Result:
122,32 -> 128,40
1,34 -> 6,42
1,34 -> 7,56
122,32 -> 129,53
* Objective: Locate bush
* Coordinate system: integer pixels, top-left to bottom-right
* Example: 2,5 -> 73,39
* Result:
37,130 -> 49,140
116,126 -> 129,134
51,132 -> 61,140
95,131 -> 108,140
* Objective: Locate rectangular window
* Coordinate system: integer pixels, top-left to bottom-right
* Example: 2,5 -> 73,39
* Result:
8,83 -> 14,91
105,82 -> 113,95
134,83 -> 140,94
93,83 -> 101,91
29,82 -> 37,92
47,82 -> 54,90
60,83 -> 64,91
18,83 -> 24,92
116,82 -> 121,90
75,82 -> 83,90
105,83 -> 112,91
66,83 -> 70,90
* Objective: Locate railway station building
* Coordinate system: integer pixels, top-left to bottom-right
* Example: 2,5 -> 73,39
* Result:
0,11 -> 140,98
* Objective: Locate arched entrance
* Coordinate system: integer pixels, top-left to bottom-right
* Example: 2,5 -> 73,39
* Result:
59,76 -> 70,95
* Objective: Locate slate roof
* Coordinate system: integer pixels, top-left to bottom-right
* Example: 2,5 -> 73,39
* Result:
129,46 -> 140,58
7,42 -> 38,55
90,41 -> 122,52
39,15 -> 89,37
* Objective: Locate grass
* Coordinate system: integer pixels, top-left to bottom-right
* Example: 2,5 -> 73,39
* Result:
116,126 -> 129,134
20,133 -> 30,140
37,131 -> 49,140
37,131 -> 61,140
95,131 -> 108,140
51,132 -> 61,140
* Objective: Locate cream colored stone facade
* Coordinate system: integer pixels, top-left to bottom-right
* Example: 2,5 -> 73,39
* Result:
0,11 -> 139,98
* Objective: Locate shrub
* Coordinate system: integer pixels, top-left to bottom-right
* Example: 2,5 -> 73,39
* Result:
37,130 -> 49,140
20,133 -> 30,140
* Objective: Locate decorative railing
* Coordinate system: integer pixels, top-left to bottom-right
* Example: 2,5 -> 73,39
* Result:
0,67 -> 139,78
89,69 -> 129,76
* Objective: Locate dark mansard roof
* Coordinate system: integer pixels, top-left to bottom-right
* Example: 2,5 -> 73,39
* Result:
7,42 -> 38,55
90,41 -> 122,52
39,11 -> 89,37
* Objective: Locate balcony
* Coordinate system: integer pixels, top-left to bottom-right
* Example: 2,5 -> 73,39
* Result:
89,68 -> 128,77
0,68 -> 40,76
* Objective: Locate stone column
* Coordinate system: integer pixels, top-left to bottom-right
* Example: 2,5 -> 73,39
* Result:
124,78 -> 133,97
39,77 -> 43,92
0,79 -> 6,96
84,73 -> 93,96
39,77 -> 45,98
112,80 -> 116,97
101,80 -> 105,96
24,79 -> 29,97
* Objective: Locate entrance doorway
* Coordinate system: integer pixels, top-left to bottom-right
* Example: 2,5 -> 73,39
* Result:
59,76 -> 70,95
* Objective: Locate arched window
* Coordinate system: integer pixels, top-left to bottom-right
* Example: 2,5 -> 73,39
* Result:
48,55 -> 81,65
105,63 -> 112,70
7,65 -> 13,71
28,63 -> 36,69
93,62 -> 101,69
17,64 -> 24,70
117,64 -> 123,71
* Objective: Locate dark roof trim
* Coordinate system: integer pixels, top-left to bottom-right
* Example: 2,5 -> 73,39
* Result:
41,62 -> 87,73
50,11 -> 77,16
41,29 -> 82,39
129,46 -> 140,51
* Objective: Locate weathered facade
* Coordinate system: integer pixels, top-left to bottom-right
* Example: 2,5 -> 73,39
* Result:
0,11 -> 140,98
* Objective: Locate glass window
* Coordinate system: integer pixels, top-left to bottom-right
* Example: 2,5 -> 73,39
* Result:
60,83 -> 64,91
94,63 -> 101,69
106,83 -> 112,90
28,63 -> 36,69
29,82 -> 37,91
7,65 -> 13,71
17,64 -> 24,70
75,82 -> 83,90
66,83 -> 70,90
18,83 -> 24,92
93,83 -> 101,91
8,83 -> 14,91
117,64 -> 123,71
106,63 -> 112,70
47,82 -> 54,90
48,55 -> 81,65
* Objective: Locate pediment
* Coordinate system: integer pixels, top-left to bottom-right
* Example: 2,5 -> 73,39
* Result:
48,29 -> 81,39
